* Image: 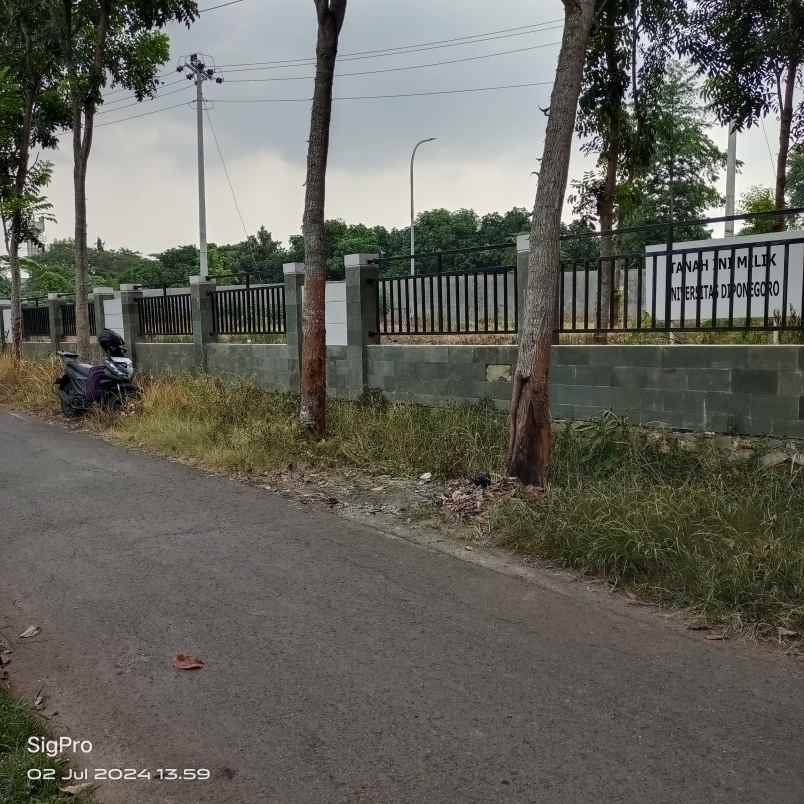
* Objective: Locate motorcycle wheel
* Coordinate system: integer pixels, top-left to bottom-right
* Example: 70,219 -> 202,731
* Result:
60,392 -> 84,418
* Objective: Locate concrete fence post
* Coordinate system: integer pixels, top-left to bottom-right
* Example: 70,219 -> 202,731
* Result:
189,275 -> 216,372
344,253 -> 379,399
283,263 -> 305,394
516,233 -> 529,334
119,284 -> 143,363
47,293 -> 64,350
92,286 -> 115,335
0,299 -> 10,352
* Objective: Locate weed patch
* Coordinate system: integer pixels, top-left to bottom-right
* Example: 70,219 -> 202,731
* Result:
0,687 -> 96,803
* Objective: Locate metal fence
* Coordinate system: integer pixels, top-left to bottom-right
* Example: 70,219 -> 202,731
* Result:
211,284 -> 286,336
376,244 -> 517,336
22,302 -> 50,337
136,292 -> 193,337
61,302 -> 96,338
375,209 -> 804,339
555,210 -> 804,335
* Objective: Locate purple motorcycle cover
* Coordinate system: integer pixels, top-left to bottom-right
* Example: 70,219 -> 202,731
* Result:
85,366 -> 106,403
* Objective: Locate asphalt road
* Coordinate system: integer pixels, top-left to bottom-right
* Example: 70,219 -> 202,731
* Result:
1,410 -> 803,804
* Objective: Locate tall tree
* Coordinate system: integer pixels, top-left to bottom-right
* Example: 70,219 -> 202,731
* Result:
0,0 -> 65,362
689,0 -> 804,224
507,0 -> 597,490
300,0 -> 347,435
58,0 -> 196,354
576,0 -> 687,338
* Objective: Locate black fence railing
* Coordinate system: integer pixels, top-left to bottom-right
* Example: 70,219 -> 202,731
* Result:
375,209 -> 804,338
22,302 -> 50,338
211,284 -> 286,336
377,268 -> 517,336
136,293 -> 193,337
61,302 -> 96,338
375,244 -> 517,336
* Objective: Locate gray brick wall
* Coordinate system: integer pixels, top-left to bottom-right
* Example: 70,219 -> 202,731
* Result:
367,344 -> 804,438
206,343 -> 290,392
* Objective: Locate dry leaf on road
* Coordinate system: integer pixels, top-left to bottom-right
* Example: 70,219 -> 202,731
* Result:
19,625 -> 41,639
173,654 -> 206,671
59,782 -> 95,795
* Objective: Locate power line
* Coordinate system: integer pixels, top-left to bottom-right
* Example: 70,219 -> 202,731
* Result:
95,100 -> 191,128
213,81 -> 554,104
205,108 -> 249,238
94,79 -> 551,128
227,41 -> 560,84
97,83 -> 193,115
760,117 -> 777,179
102,73 -> 183,100
199,0 -> 246,11
219,22 -> 563,71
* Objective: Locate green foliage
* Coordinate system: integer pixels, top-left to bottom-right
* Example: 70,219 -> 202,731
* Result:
787,146 -> 804,209
618,63 -> 726,248
0,685 -> 97,803
688,0 -> 804,134
738,186 -> 777,234
495,419 -> 804,631
24,238 -> 159,291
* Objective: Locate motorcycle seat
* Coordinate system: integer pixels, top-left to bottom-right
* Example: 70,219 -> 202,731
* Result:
67,360 -> 94,377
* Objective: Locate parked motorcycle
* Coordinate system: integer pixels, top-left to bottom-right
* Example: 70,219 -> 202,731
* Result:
56,329 -> 138,417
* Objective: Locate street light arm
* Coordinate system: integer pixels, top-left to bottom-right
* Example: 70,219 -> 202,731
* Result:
410,137 -> 437,276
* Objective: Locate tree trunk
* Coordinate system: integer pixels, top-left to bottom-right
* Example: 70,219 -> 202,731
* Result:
300,0 -> 347,435
594,4 -> 623,343
9,92 -> 36,364
595,143 -> 619,341
774,55 -> 797,230
73,108 -> 93,356
8,230 -> 23,363
506,0 -> 597,489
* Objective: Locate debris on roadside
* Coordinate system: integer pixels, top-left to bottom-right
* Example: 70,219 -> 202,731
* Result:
19,625 -> 41,639
173,654 -> 206,671
439,476 -> 518,521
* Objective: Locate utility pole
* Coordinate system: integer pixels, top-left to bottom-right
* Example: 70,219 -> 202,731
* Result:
178,53 -> 224,279
724,124 -> 737,237
409,137 -> 436,276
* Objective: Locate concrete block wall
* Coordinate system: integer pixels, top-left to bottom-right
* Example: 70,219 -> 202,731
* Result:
366,343 -> 804,438
547,345 -> 804,438
206,343 -> 290,392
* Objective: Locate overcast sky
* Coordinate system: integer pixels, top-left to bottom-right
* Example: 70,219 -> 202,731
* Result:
37,0 -> 787,255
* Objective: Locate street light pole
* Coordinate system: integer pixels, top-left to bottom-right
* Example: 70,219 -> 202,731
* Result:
724,124 -> 737,237
196,77 -> 208,279
178,53 -> 224,279
410,137 -> 436,276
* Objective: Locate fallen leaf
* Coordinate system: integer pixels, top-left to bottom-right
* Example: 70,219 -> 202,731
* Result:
370,486 -> 385,492
19,625 -> 41,639
33,688 -> 46,710
59,783 -> 94,795
173,654 -> 206,671
705,633 -> 728,641
419,472 -> 433,482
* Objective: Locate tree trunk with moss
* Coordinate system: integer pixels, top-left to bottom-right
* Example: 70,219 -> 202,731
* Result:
506,0 -> 597,489
300,0 -> 347,435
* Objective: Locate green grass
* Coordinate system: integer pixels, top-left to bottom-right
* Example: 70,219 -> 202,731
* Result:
3,356 -> 804,633
495,413 -> 804,632
0,687 -> 96,803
